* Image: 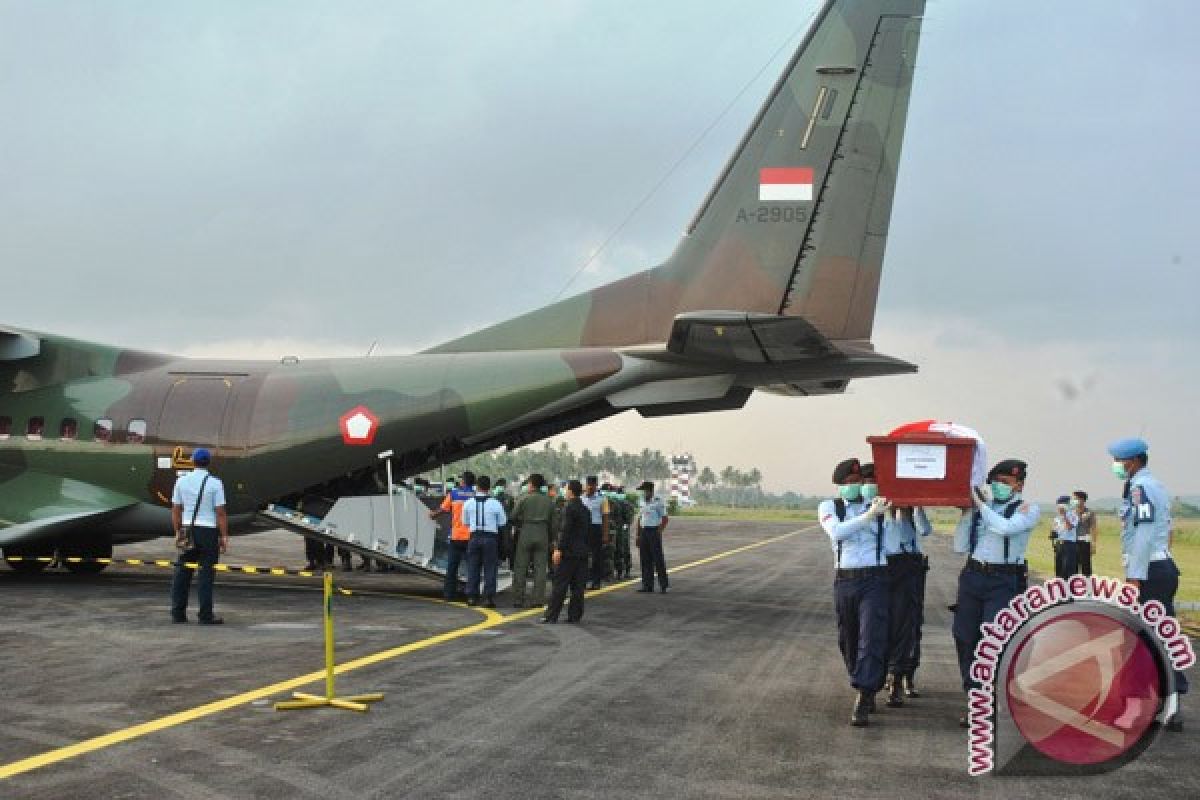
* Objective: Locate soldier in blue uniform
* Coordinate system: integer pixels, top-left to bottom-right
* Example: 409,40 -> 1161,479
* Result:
1109,437 -> 1187,732
951,459 -> 1040,727
819,458 -> 892,726
862,463 -> 931,707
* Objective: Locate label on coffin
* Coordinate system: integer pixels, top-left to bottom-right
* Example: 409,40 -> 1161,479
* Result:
896,444 -> 947,480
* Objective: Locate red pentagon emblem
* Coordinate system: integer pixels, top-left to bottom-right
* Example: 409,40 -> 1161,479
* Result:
339,405 -> 379,446
1005,611 -> 1162,766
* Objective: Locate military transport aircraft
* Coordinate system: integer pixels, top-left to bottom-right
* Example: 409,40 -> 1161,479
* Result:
0,0 -> 925,572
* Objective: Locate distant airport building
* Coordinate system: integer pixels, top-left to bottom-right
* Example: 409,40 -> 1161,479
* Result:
670,454 -> 696,507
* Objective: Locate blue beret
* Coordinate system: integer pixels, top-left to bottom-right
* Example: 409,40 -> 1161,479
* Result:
192,447 -> 212,466
1107,437 -> 1147,460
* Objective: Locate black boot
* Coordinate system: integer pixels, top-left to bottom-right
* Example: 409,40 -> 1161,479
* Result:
1167,710 -> 1184,733
886,675 -> 904,708
902,673 -> 921,698
863,691 -> 877,714
484,595 -> 497,609
851,691 -> 871,727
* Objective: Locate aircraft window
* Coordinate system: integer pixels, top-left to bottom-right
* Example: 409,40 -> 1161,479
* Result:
127,419 -> 147,444
27,416 -> 45,440
0,416 -> 10,439
94,418 -> 113,442
60,418 -> 79,440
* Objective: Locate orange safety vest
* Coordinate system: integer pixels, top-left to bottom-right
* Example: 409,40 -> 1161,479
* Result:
441,488 -> 474,541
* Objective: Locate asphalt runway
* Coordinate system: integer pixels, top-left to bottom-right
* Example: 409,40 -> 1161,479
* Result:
1,520 -> 1195,799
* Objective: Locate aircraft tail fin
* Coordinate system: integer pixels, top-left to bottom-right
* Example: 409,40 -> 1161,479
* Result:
429,0 -> 925,354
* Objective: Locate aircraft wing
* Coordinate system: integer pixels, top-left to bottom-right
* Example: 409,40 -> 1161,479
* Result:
0,471 -> 139,548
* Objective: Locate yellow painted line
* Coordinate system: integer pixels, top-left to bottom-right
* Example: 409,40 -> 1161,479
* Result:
0,528 -> 803,781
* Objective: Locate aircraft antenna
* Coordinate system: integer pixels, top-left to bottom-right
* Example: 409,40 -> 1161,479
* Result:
549,12 -> 816,302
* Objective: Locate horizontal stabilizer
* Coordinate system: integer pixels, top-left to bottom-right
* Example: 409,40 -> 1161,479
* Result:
666,312 -> 837,364
0,326 -> 40,360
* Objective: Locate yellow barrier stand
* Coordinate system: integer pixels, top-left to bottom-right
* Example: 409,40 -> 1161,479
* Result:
274,571 -> 384,713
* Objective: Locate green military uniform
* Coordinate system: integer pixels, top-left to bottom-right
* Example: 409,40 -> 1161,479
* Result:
612,493 -> 634,579
510,489 -> 555,607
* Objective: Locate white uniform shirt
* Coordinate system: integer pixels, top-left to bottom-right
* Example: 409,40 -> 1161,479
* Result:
461,495 -> 507,534
171,468 -> 226,528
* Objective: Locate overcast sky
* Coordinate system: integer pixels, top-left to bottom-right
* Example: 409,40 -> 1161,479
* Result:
2,0 -> 1196,498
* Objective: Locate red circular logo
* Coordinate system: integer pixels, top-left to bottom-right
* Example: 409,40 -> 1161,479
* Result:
1006,611 -> 1162,766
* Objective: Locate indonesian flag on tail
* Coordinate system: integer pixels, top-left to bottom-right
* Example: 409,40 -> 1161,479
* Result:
759,167 -> 813,202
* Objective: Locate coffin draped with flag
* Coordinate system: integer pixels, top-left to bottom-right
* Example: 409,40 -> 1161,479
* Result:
866,420 -> 988,507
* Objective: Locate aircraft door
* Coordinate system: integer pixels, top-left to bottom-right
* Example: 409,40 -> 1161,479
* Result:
149,376 -> 235,505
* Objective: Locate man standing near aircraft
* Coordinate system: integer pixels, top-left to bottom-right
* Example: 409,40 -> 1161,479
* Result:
542,480 -> 590,624
820,458 -> 891,726
1109,437 -> 1187,730
461,475 -> 506,608
582,476 -> 610,590
634,481 -> 670,594
431,471 -> 475,602
169,448 -> 228,625
510,473 -> 554,608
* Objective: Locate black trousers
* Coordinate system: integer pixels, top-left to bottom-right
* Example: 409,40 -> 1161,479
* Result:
638,526 -> 669,591
170,526 -> 220,620
545,555 -> 588,622
886,555 -> 925,678
834,570 -> 890,692
588,524 -> 605,585
1140,558 -> 1189,695
952,567 -> 1025,692
1078,540 -> 1093,576
1055,541 -> 1079,579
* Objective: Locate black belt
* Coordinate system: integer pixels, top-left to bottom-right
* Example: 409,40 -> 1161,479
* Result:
887,552 -> 924,564
836,566 -> 887,580
965,558 -> 1026,576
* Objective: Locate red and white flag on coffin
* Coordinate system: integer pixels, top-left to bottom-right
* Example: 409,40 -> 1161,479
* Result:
890,419 -> 989,486
759,167 -> 813,202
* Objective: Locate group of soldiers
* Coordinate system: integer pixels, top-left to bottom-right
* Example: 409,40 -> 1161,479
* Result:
434,472 -> 651,609
823,436 -> 1187,733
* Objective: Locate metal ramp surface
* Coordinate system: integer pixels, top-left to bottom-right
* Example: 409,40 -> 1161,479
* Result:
258,490 -> 512,591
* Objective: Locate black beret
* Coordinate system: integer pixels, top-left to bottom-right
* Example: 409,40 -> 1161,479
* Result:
987,459 -> 1027,482
832,458 -> 862,484
860,462 -> 876,480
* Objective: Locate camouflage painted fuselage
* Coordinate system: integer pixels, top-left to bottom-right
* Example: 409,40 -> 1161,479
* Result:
0,0 -> 927,554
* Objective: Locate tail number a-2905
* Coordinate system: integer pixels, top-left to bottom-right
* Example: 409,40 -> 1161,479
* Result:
737,206 -> 808,224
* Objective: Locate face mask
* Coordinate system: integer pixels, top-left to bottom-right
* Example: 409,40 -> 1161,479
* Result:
1069,498 -> 1080,509
860,484 -> 879,501
838,484 -> 863,502
1112,462 -> 1128,481
990,482 -> 1014,502
539,486 -> 548,494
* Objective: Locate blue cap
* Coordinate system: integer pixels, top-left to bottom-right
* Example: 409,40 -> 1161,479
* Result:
192,447 -> 212,466
1107,437 -> 1148,460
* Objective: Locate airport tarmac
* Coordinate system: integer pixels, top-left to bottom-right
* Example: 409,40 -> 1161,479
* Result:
1,519 -> 1195,799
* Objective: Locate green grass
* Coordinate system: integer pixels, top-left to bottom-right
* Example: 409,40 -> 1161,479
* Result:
675,505 -> 817,523
928,512 -> 1200,631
